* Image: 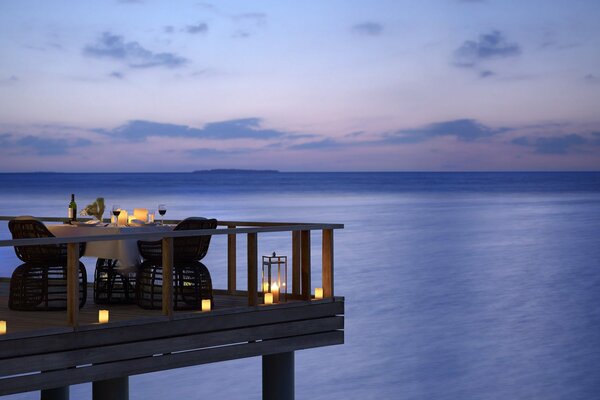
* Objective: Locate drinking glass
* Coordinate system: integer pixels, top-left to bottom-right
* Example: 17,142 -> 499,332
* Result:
112,205 -> 121,226
158,204 -> 167,225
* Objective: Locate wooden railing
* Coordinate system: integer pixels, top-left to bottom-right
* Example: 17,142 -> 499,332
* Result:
0,216 -> 343,328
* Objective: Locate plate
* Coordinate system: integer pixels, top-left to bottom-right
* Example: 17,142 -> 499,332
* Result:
71,220 -> 100,226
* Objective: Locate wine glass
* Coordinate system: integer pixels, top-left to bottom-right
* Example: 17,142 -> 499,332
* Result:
112,205 -> 121,226
158,204 -> 167,225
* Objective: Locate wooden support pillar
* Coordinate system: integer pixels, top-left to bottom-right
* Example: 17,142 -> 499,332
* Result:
301,231 -> 311,301
66,242 -> 79,328
41,386 -> 69,400
291,231 -> 301,295
162,237 -> 174,318
322,229 -> 334,298
247,233 -> 258,306
263,352 -> 294,400
227,225 -> 237,295
93,377 -> 129,400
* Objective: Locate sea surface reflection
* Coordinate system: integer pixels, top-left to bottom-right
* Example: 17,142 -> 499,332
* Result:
1,172 -> 599,399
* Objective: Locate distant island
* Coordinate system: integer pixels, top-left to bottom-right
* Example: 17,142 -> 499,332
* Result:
192,169 -> 280,174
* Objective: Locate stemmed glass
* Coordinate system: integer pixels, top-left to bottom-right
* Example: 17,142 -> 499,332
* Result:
158,204 -> 167,225
112,205 -> 121,226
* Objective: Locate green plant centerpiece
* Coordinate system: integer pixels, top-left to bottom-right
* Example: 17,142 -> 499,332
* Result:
80,197 -> 106,222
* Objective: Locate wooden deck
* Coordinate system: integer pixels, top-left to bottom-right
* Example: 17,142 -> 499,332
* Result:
0,280 -> 249,334
0,216 -> 344,397
0,280 -> 344,396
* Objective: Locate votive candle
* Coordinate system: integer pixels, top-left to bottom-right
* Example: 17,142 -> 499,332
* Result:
202,299 -> 211,312
315,288 -> 323,299
0,320 -> 6,335
264,292 -> 273,305
134,208 -> 148,221
98,310 -> 109,324
117,210 -> 128,226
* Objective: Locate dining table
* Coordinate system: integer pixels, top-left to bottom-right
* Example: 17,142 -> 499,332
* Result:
47,223 -> 174,271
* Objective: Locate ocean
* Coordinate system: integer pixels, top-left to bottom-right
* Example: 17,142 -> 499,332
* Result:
1,172 -> 600,399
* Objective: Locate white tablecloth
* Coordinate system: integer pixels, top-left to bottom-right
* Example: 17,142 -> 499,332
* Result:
48,224 -> 173,270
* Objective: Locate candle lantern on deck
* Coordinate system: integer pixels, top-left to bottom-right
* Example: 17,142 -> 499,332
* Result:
262,252 -> 287,303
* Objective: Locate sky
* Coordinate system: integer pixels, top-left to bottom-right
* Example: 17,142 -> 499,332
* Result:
0,0 -> 599,172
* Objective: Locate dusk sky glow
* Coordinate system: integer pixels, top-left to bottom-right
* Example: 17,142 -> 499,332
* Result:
1,0 -> 599,171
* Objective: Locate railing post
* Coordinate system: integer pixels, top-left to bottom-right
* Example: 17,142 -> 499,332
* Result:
228,225 -> 237,295
162,237 -> 174,318
291,231 -> 301,295
322,229 -> 334,298
247,233 -> 258,306
66,242 -> 79,328
301,230 -> 311,301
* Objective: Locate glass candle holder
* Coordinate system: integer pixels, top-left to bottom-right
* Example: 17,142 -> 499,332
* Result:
98,310 -> 109,324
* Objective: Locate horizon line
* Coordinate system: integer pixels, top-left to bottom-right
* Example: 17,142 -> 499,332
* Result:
0,170 -> 599,174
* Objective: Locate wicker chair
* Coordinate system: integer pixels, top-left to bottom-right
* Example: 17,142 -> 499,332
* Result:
94,258 -> 136,304
8,217 -> 87,311
136,217 -> 217,310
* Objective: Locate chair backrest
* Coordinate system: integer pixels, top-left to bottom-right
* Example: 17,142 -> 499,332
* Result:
8,217 -> 85,265
9,217 -> 64,264
174,217 -> 218,262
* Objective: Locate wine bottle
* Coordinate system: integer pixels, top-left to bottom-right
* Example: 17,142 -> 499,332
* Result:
68,194 -> 77,223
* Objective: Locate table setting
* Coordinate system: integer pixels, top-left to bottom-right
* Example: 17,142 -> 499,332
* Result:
49,199 -> 174,271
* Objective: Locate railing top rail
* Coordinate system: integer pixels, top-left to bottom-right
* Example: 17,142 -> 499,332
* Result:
0,216 -> 339,227
0,218 -> 344,248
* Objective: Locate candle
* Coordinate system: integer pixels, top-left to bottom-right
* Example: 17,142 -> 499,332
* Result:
315,288 -> 323,299
0,320 -> 6,335
202,299 -> 211,312
272,282 -> 280,303
134,208 -> 148,222
98,310 -> 109,324
263,282 -> 269,293
264,292 -> 273,305
117,210 -> 128,226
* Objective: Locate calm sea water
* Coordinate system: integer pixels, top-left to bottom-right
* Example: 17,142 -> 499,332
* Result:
1,172 -> 600,400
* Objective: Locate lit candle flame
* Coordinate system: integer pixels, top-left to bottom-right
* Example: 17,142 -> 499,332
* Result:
272,282 -> 280,303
